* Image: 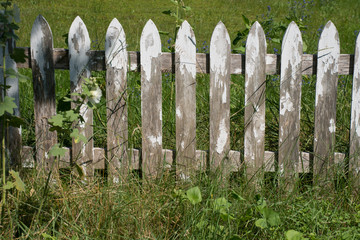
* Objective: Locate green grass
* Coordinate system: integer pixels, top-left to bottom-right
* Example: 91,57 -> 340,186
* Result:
2,0 -> 360,239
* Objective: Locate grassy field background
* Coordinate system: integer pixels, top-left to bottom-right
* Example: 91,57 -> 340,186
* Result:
2,0 -> 360,239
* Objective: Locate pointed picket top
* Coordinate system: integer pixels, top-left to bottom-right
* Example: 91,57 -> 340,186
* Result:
30,15 -> 54,98
244,21 -> 267,185
349,32 -> 360,186
105,18 -> 127,70
175,20 -> 196,77
278,21 -> 303,187
210,21 -> 231,76
314,20 -> 340,184
209,21 -> 231,174
68,16 -> 91,89
175,20 -> 197,178
140,19 -> 161,82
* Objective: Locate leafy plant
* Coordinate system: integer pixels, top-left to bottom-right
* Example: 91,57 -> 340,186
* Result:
0,0 -> 27,218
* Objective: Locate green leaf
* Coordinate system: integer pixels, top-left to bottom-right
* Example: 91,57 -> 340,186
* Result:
242,14 -> 250,25
285,230 -> 304,240
229,234 -> 242,240
9,170 -> 25,192
303,41 -> 308,52
213,197 -> 231,212
0,96 -> 17,116
70,129 -> 87,144
159,31 -> 169,35
186,186 -> 202,205
231,190 -> 245,201
10,47 -> 27,63
6,114 -> 25,127
232,46 -> 245,54
162,10 -> 172,15
264,208 -> 281,226
49,144 -> 66,158
3,181 -> 14,190
271,38 -> 281,44
42,233 -> 57,240
182,6 -> 191,11
5,68 -> 29,82
65,110 -> 79,122
255,218 -> 268,229
74,162 -> 84,179
48,114 -> 65,127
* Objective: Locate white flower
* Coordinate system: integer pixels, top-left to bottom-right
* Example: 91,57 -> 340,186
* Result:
89,87 -> 102,104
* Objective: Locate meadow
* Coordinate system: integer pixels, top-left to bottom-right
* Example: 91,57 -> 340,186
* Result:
1,0 -> 360,239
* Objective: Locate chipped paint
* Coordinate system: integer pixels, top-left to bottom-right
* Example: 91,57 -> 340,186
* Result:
329,118 -> 336,133
148,135 -> 162,147
280,91 -> 295,115
113,177 -> 119,184
176,21 -> 196,79
246,22 -> 261,77
176,106 -> 182,119
105,18 -> 127,71
140,20 -> 161,82
216,118 -> 228,154
69,16 -> 91,87
222,85 -> 227,103
181,141 -> 185,150
210,22 -> 230,80
31,16 -> 50,95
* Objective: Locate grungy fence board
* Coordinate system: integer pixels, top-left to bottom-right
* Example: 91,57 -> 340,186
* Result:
350,32 -> 360,187
105,18 -> 129,183
68,16 -> 94,177
175,21 -> 197,180
0,37 -> 22,167
313,21 -> 340,184
278,21 -> 303,188
30,15 -> 57,171
244,22 -> 267,185
140,20 -> 163,178
209,22 -> 231,175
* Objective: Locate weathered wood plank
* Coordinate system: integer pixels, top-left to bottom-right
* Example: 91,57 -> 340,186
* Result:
140,20 -> 163,178
278,22 -> 303,189
105,18 -> 128,183
244,22 -> 267,185
15,48 -> 355,75
175,21 -> 197,180
350,32 -> 360,187
30,15 -> 57,171
313,21 -> 339,185
0,37 -> 22,168
209,22 -> 231,176
68,16 -> 93,177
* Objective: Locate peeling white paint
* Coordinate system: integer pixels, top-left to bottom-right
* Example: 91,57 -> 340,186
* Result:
113,177 -> 119,184
351,35 -> 360,138
140,20 -> 161,82
176,21 -> 196,79
210,22 -> 230,79
176,106 -> 182,119
79,104 -> 88,129
316,21 -> 339,105
222,85 -> 227,103
30,16 -> 50,94
105,18 -> 127,71
329,118 -> 336,133
279,163 -> 284,177
246,22 -> 263,77
181,141 -> 185,150
280,91 -> 295,115
148,135 -> 162,147
216,118 -> 228,154
69,16 -> 91,87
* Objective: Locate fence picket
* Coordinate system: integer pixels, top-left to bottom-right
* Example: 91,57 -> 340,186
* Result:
0,36 -> 22,168
314,21 -> 339,185
350,32 -> 360,187
244,22 -> 267,185
140,20 -> 162,178
105,18 -> 128,183
278,22 -> 303,188
68,16 -> 93,177
30,15 -> 57,171
209,22 -> 231,176
175,21 -> 197,179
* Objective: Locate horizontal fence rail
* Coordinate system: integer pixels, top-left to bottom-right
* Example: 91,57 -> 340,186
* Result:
2,15 -> 360,187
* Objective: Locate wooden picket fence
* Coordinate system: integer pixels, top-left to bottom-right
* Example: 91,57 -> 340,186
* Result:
3,15 -> 360,186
